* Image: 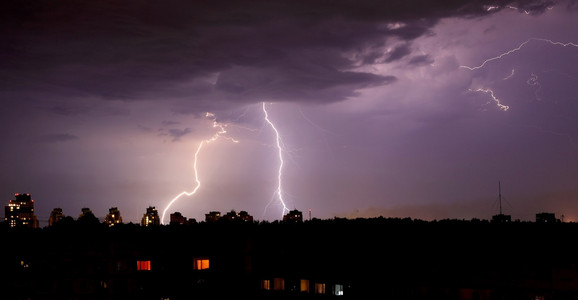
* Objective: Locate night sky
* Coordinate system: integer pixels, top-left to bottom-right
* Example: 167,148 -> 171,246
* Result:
2,0 -> 578,225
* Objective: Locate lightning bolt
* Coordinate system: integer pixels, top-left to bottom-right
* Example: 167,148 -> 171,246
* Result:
503,68 -> 515,80
161,113 -> 238,224
460,38 -> 578,71
262,102 -> 290,219
460,38 -> 578,111
468,88 -> 510,111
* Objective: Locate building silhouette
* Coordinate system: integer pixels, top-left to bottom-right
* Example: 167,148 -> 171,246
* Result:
4,193 -> 39,228
141,206 -> 160,226
238,210 -> 253,222
104,207 -> 123,227
536,212 -> 558,223
491,213 -> 511,223
205,211 -> 221,223
283,209 -> 303,223
48,208 -> 65,226
78,207 -> 92,219
222,210 -> 254,222
169,211 -> 191,225
77,207 -> 100,225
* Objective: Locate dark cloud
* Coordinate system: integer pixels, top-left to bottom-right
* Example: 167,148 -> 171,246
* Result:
385,44 -> 412,63
214,64 -> 396,103
0,0 -> 556,113
407,54 -> 434,66
158,128 -> 192,142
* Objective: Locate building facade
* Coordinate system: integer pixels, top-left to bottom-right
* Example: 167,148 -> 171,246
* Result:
105,207 -> 123,227
283,209 -> 303,223
48,208 -> 65,226
4,193 -> 39,228
141,206 -> 160,226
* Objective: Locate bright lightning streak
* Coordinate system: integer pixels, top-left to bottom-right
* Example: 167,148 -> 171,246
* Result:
262,102 -> 290,219
161,113 -> 238,225
468,88 -> 510,111
460,38 -> 578,71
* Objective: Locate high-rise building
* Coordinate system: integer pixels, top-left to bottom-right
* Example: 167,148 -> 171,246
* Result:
141,206 -> 160,226
536,212 -> 558,223
170,212 -> 188,225
48,208 -> 65,226
78,207 -> 93,220
222,210 -> 254,222
105,207 -> 123,227
283,209 -> 303,223
4,193 -> 39,228
205,211 -> 221,223
77,207 -> 100,224
238,210 -> 253,222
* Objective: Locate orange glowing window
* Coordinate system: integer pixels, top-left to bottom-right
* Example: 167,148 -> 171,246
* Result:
300,279 -> 310,293
261,279 -> 271,290
315,283 -> 326,294
193,258 -> 210,270
136,260 -> 151,271
273,277 -> 285,291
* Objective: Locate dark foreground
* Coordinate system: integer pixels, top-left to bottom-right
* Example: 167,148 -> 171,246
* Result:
2,218 -> 578,299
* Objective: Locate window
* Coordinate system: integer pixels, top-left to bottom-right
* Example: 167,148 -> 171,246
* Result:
334,284 -> 344,296
136,260 -> 151,271
315,283 -> 325,294
193,258 -> 210,270
261,279 -> 271,290
273,278 -> 284,291
300,279 -> 310,293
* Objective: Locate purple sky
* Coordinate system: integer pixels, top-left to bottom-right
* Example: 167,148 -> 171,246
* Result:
2,0 -> 578,225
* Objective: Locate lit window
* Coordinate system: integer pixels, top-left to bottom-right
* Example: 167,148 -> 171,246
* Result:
137,260 -> 151,271
261,280 -> 270,290
300,279 -> 310,293
334,284 -> 344,296
273,278 -> 284,291
315,283 -> 325,294
193,258 -> 209,270
20,260 -> 30,269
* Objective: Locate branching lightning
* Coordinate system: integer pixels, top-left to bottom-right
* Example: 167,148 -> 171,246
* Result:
460,38 -> 578,71
161,113 -> 238,224
468,88 -> 510,111
460,38 -> 578,111
262,102 -> 290,218
460,36 -> 578,150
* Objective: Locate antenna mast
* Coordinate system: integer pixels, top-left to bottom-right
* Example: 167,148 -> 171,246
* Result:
498,181 -> 502,215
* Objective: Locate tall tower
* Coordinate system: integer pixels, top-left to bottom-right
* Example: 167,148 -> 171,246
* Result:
498,181 -> 502,215
48,208 -> 65,226
105,207 -> 123,227
141,206 -> 160,226
4,193 -> 39,228
491,181 -> 511,223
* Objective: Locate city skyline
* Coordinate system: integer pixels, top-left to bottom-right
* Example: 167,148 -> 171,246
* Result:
2,0 -> 578,224
2,192 -> 564,228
